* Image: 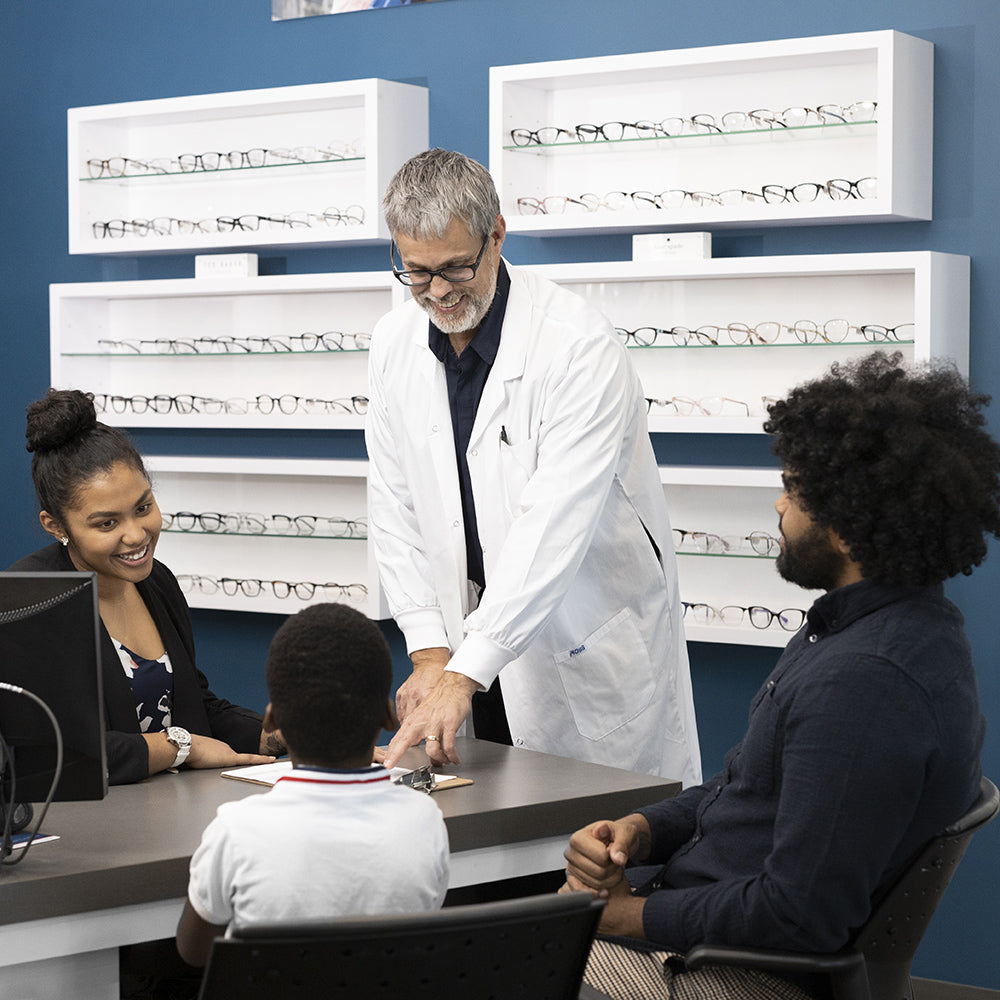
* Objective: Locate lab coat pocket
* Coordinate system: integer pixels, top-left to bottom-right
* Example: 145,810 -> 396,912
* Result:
499,436 -> 537,516
553,608 -> 655,742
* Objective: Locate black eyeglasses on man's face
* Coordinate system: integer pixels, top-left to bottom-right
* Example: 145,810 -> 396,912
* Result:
390,236 -> 489,287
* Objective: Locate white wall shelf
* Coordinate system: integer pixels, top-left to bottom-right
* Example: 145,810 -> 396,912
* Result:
522,251 -> 969,434
491,30 -> 933,237
68,78 -> 428,255
660,465 -> 815,648
50,252 -> 968,437
145,455 -> 389,620
49,250 -> 966,641
50,272 -> 407,429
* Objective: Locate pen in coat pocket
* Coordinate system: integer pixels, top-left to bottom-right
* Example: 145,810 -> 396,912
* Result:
500,425 -> 509,444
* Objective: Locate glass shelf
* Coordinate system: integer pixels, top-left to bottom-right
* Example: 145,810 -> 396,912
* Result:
78,155 -> 366,183
61,348 -> 370,358
162,528 -> 367,541
675,550 -> 775,560
622,338 -> 915,351
502,119 -> 877,153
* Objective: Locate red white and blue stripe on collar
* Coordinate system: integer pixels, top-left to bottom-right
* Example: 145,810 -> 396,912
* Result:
276,765 -> 392,787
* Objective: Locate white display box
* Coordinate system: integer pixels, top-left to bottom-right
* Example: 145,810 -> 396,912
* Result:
49,250 -> 968,642
50,252 -> 968,436
491,30 -> 933,237
660,465 -> 814,649
50,272 -> 407,430
145,456 -> 389,621
68,78 -> 428,255
522,251 -> 968,434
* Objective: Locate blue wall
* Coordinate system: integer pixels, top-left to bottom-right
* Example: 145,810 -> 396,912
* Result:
2,0 -> 998,987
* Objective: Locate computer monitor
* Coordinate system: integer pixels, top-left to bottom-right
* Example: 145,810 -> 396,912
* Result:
0,571 -> 107,805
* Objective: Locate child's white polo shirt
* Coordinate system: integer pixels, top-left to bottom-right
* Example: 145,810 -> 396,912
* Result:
187,766 -> 450,927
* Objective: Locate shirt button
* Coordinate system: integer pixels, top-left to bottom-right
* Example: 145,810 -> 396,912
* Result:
471,449 -> 478,457
515,738 -> 524,746
431,424 -> 438,432
452,520 -> 460,528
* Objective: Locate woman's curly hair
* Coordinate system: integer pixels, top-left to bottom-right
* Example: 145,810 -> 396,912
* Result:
765,351 -> 1000,585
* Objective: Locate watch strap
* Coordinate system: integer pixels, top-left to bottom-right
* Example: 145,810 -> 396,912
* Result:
165,726 -> 191,767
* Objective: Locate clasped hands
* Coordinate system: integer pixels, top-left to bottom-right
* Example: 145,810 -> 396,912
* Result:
561,816 -> 652,939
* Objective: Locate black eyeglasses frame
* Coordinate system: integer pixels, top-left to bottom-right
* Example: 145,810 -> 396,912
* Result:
390,236 -> 490,287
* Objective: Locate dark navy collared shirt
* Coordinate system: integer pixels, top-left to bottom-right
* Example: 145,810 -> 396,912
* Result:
633,578 -> 984,956
427,260 -> 511,591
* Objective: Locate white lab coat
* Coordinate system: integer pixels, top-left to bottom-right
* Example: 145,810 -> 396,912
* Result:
366,262 -> 701,784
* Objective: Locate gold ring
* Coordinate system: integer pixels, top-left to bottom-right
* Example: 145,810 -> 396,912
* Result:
425,735 -> 440,741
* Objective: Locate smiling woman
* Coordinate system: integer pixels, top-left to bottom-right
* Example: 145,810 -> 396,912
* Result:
6,388 -> 281,785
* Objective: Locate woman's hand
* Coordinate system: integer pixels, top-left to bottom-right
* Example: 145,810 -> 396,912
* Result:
186,733 -> 276,770
145,731 -> 276,775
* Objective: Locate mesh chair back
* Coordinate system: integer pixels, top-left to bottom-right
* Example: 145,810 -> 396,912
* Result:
198,891 -> 604,1000
854,775 -> 999,1000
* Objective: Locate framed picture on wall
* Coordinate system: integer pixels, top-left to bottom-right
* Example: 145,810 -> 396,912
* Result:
272,0 -> 449,19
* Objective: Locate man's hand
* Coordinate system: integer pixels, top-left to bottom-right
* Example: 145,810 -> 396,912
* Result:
563,815 -> 651,893
561,871 -> 648,939
382,670 -> 481,768
562,815 -> 652,939
395,647 -> 450,722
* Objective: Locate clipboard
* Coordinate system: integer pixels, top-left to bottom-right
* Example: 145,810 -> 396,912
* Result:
394,764 -> 473,793
221,759 -> 473,793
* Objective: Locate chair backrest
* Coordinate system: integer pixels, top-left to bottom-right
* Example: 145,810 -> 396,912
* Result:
197,891 -> 605,1000
853,775 -> 999,1000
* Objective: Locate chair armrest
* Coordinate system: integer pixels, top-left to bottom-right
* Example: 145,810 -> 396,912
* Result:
686,943 -> 861,975
685,944 -> 869,1000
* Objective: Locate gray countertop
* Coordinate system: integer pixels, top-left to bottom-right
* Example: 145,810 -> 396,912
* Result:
0,738 -> 679,925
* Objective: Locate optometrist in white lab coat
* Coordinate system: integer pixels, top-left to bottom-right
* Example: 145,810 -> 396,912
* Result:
368,252 -> 702,785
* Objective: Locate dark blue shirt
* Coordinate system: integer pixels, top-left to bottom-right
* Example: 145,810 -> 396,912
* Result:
119,643 -> 173,733
427,260 -> 511,591
634,578 -> 984,954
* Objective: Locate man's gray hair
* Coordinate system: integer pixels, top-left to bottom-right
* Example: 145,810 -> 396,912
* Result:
382,148 -> 501,241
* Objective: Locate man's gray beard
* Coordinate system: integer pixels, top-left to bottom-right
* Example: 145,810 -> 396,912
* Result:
415,278 -> 496,335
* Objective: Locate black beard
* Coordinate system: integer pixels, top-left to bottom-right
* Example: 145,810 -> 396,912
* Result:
775,522 -> 844,592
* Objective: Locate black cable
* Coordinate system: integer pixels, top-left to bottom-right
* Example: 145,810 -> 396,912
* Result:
0,724 -> 15,859
0,681 -> 63,866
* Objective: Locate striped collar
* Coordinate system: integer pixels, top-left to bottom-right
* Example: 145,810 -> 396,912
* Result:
275,765 -> 392,788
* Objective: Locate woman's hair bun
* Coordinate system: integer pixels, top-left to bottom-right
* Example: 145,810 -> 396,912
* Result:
25,389 -> 99,455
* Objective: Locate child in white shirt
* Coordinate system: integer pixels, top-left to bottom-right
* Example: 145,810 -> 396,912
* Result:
176,603 -> 450,967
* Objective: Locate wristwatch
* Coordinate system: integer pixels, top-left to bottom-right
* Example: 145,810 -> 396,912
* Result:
165,726 -> 192,768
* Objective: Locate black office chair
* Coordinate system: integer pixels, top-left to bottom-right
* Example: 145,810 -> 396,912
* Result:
684,775 -> 999,1000
196,890 -> 605,1000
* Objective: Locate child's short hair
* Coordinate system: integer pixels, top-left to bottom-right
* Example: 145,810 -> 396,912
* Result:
265,603 -> 392,763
